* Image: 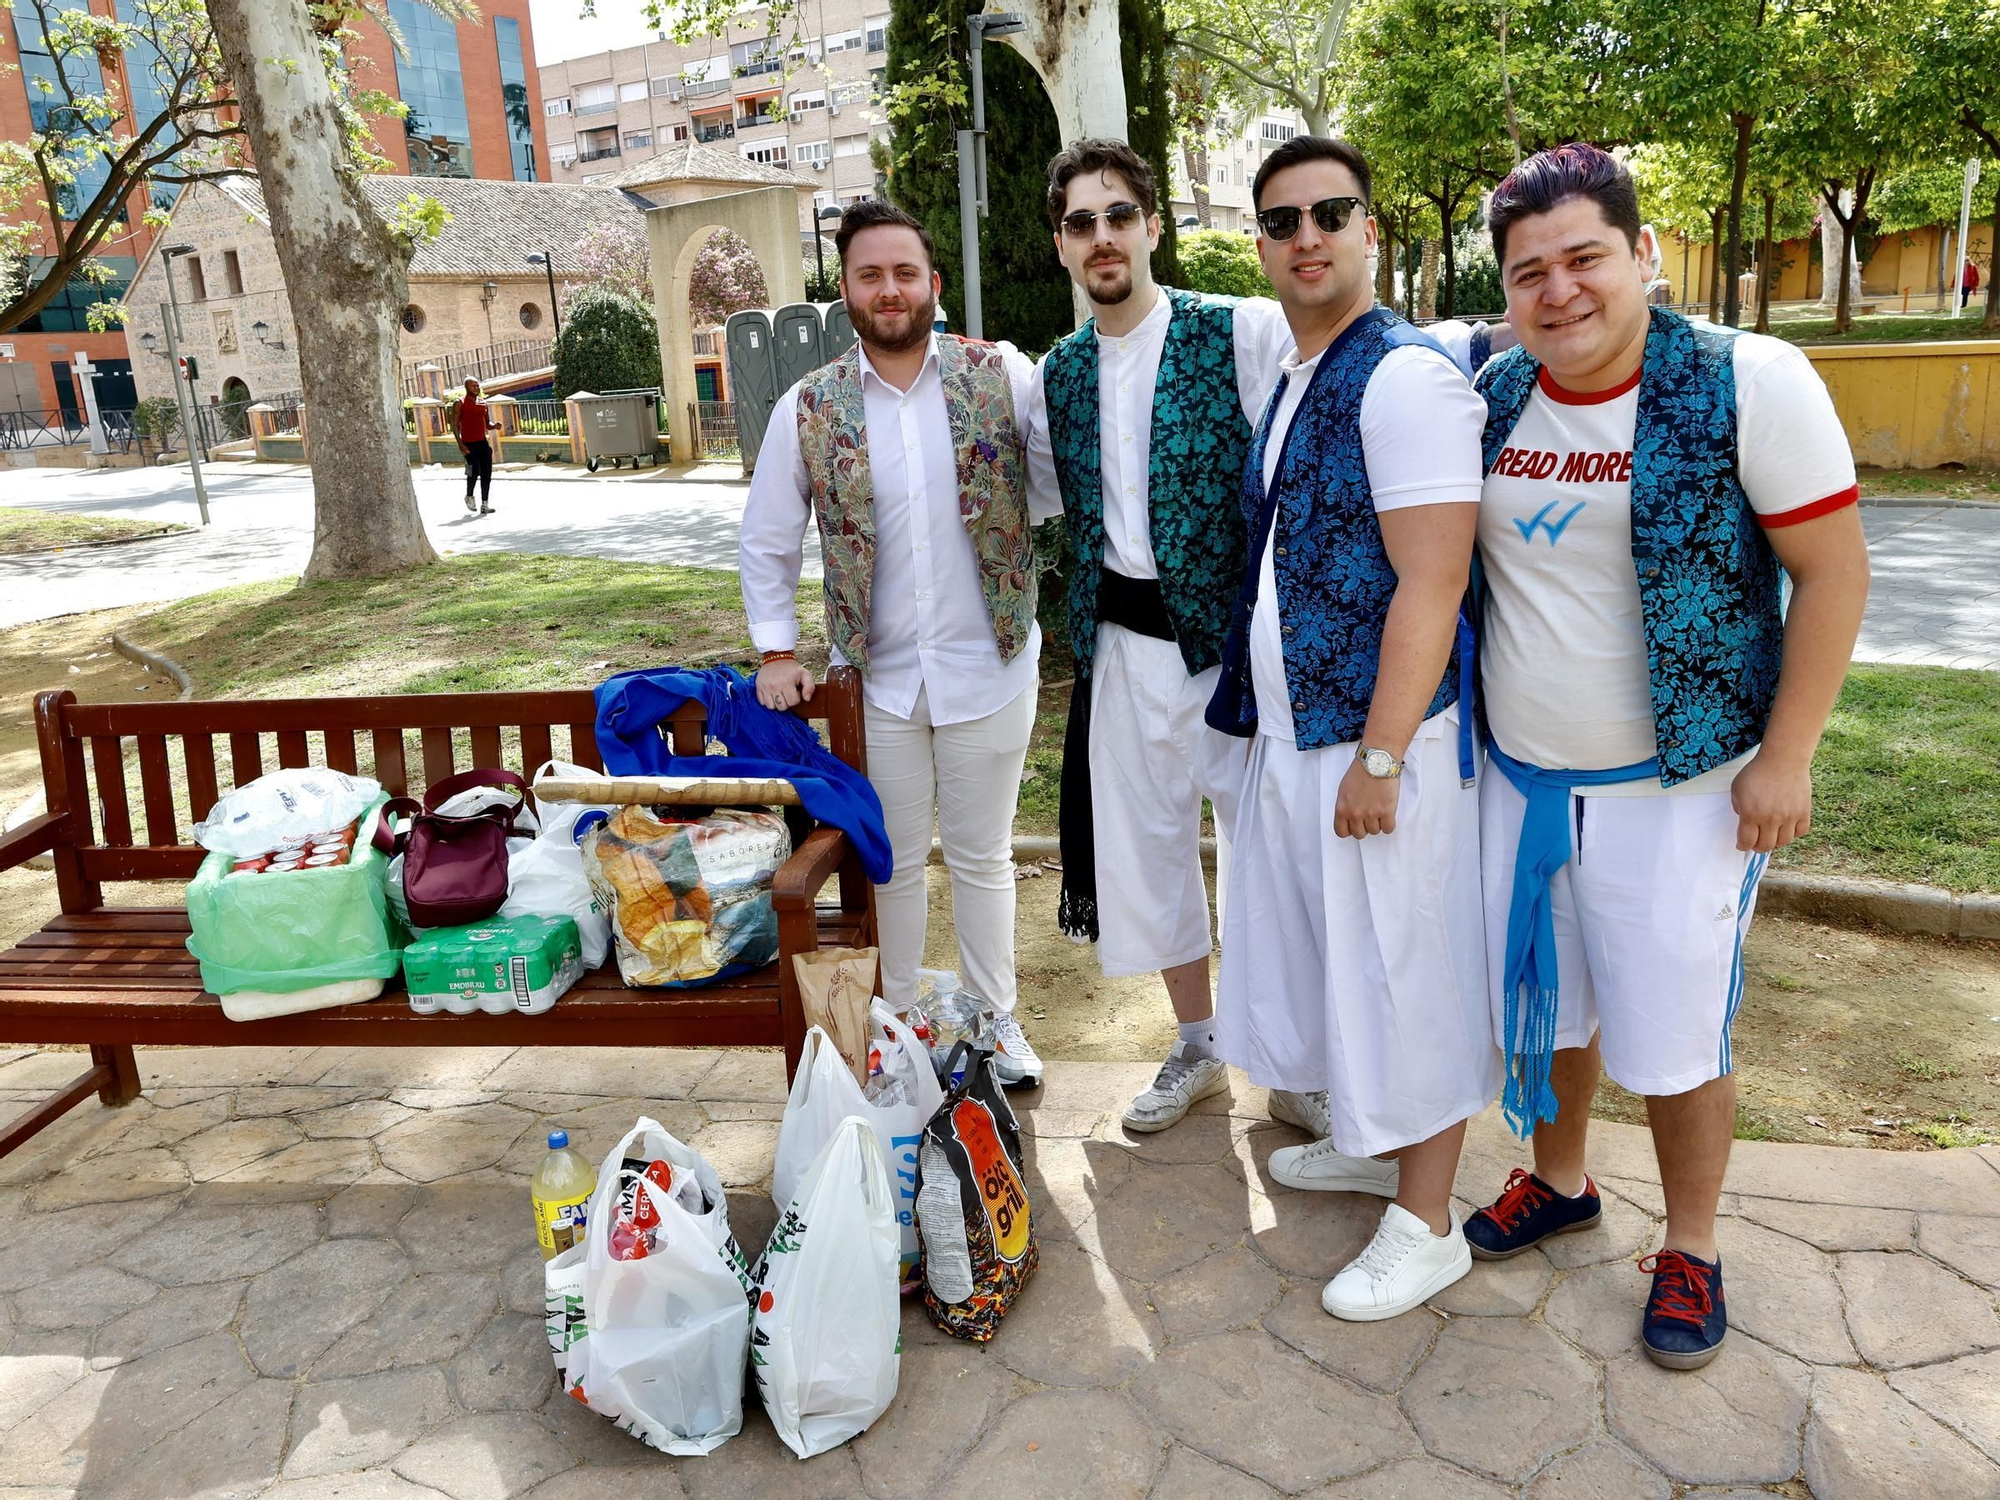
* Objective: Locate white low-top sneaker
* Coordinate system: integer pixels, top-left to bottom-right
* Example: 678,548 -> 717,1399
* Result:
1122,1042 -> 1229,1132
1268,1088 -> 1332,1138
1321,1203 -> 1472,1322
1269,1136 -> 1401,1196
986,1009 -> 1044,1087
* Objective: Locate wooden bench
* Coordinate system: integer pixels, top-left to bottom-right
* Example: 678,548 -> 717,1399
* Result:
0,672 -> 875,1159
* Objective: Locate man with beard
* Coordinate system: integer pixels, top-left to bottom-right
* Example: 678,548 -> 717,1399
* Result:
1208,135 -> 1499,1321
738,199 -> 1055,1085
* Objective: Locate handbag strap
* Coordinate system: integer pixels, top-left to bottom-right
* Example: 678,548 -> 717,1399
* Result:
422,765 -> 528,814
371,795 -> 423,856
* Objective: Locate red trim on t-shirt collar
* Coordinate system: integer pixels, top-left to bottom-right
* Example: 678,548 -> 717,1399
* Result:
1758,484 -> 1859,528
1537,364 -> 1643,405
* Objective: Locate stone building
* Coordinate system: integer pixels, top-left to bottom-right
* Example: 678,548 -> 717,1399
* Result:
1167,110 -> 1311,235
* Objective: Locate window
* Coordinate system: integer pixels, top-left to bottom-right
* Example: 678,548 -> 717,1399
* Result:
545,97 -> 572,116
869,67 -> 885,96
625,131 -> 652,149
730,39 -> 780,77
832,80 -> 868,106
401,304 -> 425,333
222,250 -> 243,296
553,144 -> 577,168
672,122 -> 690,142
826,28 -> 862,53
741,141 -> 787,166
578,127 -> 620,162
114,0 -> 179,211
790,89 -> 826,113
519,303 -> 543,330
183,255 -> 208,300
737,93 -> 778,127
619,80 -> 647,103
1213,165 -> 1227,185
1259,119 -> 1296,143
651,75 -> 680,97
794,140 -> 830,169
14,255 -> 134,333
834,134 -> 869,157
575,81 -> 616,115
388,0 -> 474,176
865,15 -> 887,51
495,16 -> 538,180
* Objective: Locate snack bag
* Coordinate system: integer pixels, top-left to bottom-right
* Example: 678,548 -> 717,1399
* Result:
793,946 -> 875,1085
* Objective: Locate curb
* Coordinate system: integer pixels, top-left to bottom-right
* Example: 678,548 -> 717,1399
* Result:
1858,494 -> 2000,510
5,525 -> 189,557
109,633 -> 194,700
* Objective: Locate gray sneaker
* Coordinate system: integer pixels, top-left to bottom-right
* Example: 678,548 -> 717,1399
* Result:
1269,1088 -> 1332,1138
1122,1042 -> 1230,1133
985,1009 -> 1044,1088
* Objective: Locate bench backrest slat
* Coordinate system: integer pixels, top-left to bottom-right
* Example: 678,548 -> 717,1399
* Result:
420,725 -> 455,787
326,728 -> 359,776
136,734 -> 177,846
184,733 -> 221,823
230,730 -> 262,786
277,730 -> 311,769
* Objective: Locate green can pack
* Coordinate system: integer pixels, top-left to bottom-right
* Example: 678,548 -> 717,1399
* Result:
402,914 -> 584,1017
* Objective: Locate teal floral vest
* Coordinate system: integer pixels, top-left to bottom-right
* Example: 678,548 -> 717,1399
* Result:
1040,287 -> 1252,678
794,336 -> 1036,675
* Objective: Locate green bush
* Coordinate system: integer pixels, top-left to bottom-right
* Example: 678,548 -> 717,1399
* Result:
1450,227 -> 1505,317
132,395 -> 181,437
1175,231 -> 1272,299
552,286 -> 661,400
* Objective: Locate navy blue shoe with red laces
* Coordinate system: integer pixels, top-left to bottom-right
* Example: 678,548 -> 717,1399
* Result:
1463,1168 -> 1603,1261
1640,1249 -> 1728,1369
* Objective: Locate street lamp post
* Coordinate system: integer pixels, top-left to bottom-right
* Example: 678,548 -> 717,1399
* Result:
158,243 -> 211,527
527,251 -> 561,337
955,12 -> 1024,340
813,203 -> 842,295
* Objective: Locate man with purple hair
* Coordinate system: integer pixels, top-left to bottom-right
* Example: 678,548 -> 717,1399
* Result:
1462,143 -> 1870,1368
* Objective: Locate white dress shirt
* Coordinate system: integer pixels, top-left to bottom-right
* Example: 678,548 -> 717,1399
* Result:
739,333 -> 1056,727
1025,288 -> 1291,579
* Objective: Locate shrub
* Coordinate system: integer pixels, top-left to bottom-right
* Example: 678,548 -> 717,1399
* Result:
1176,231 -> 1272,300
131,395 -> 181,437
552,285 -> 661,399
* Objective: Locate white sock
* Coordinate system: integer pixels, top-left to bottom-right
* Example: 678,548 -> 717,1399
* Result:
1177,1018 -> 1215,1057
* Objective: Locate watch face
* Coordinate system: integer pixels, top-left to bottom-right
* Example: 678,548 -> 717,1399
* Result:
1363,748 -> 1397,778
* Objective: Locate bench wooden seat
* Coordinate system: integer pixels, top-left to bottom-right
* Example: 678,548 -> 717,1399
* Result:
0,674 -> 875,1159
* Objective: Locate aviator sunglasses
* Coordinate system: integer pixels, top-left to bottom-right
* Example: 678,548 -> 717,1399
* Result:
1060,201 -> 1145,238
1255,195 -> 1367,241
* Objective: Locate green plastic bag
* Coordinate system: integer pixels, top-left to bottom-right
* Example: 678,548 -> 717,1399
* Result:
185,798 -> 408,996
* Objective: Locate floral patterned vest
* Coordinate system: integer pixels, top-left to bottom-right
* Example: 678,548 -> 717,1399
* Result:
1040,287 -> 1252,678
794,336 -> 1036,676
1476,307 -> 1780,784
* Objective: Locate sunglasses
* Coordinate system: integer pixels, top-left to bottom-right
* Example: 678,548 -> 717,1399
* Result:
1256,195 -> 1367,242
1060,202 -> 1145,238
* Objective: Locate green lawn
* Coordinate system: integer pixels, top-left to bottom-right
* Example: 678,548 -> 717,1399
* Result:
0,506 -> 187,555
1857,467 -> 2000,501
1771,312 -> 1999,345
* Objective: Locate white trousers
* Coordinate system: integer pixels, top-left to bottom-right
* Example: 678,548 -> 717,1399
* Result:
1215,708 -> 1501,1158
1088,624 -> 1248,977
865,679 -> 1036,1014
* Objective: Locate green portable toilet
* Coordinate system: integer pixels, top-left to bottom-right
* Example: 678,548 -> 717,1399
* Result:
823,300 -> 856,362
771,302 -> 827,395
725,309 -> 778,474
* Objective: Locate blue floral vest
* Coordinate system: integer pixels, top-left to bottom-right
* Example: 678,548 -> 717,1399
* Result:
1040,287 -> 1252,678
1475,307 -> 1781,784
1209,308 -> 1460,752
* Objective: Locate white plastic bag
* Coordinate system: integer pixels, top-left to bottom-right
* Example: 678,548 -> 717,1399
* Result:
773,1021 -> 944,1275
497,761 -> 616,968
192,768 -> 382,857
753,1115 -> 901,1459
568,1117 -> 756,1456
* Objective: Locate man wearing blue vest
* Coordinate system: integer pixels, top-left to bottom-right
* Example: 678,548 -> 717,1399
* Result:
1208,135 -> 1501,1321
1462,144 -> 1869,1369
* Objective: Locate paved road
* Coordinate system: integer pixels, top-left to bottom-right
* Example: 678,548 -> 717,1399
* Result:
4,465 -> 1995,671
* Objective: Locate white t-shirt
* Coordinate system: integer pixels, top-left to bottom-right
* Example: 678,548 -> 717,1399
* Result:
1250,341 -> 1486,743
1478,332 -> 1857,793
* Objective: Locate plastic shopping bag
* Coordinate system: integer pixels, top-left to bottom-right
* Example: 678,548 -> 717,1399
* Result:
752,1116 -> 901,1459
773,1022 -> 943,1278
564,1117 -> 756,1456
500,761 -> 614,967
191,767 -> 382,858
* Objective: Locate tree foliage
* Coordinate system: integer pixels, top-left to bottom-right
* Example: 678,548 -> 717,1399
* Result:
1175,229 -> 1271,296
552,286 -> 662,399
688,229 -> 772,326
567,219 -> 652,306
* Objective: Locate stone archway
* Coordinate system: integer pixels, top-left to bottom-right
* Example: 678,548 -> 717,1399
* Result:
646,187 -> 806,466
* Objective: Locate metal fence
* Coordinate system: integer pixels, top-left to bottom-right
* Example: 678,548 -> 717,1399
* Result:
0,407 -> 90,449
692,400 -> 739,460
513,398 -> 569,435
400,338 -> 554,399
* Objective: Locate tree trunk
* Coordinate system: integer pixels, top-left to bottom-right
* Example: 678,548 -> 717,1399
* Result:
1707,207 -> 1724,322
1818,188 -> 1861,310
1723,110 -> 1753,327
206,0 -> 434,579
1000,1 -> 1129,144
1439,215 -> 1458,318
1418,237 -> 1439,318
1376,220 -> 1394,305
1987,187 -> 2000,332
1755,190 -> 1774,335
1182,138 -> 1211,226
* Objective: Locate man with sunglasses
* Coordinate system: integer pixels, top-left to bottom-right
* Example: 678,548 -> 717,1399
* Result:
1207,135 -> 1499,1322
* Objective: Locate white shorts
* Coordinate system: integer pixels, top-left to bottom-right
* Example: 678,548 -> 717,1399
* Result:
1478,774 -> 1769,1098
1086,623 -> 1249,978
1215,707 -> 1501,1158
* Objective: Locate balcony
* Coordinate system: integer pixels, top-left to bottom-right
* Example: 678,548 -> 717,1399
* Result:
734,59 -> 781,81
683,75 -> 731,100
694,122 -> 735,144
576,99 -> 617,116
577,145 -> 622,163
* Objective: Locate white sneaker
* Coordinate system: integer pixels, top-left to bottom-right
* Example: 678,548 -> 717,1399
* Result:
1122,1043 -> 1229,1132
986,1010 -> 1044,1087
463,491 -> 477,513
1268,1088 -> 1332,1137
1269,1136 -> 1401,1196
1321,1203 -> 1472,1322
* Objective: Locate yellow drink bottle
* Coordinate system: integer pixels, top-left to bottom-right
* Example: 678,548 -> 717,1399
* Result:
531,1129 -> 596,1260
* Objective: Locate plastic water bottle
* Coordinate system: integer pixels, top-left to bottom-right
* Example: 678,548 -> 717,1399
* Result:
531,1130 -> 596,1261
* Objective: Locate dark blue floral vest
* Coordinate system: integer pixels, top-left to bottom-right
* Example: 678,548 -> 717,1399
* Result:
1475,307 -> 1781,785
1041,287 -> 1252,678
1209,309 -> 1461,752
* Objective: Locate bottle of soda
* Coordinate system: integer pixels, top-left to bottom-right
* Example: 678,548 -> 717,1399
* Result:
531,1130 -> 597,1261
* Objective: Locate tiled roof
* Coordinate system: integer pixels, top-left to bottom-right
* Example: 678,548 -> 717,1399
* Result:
593,140 -> 807,193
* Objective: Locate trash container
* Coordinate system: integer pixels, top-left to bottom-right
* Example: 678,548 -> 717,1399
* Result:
823,301 -> 856,363
771,302 -> 827,395
726,309 -> 778,475
573,389 -> 662,471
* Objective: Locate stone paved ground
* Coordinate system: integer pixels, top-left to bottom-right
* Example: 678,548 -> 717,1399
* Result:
1858,502 -> 2000,670
2,1044 -> 1999,1499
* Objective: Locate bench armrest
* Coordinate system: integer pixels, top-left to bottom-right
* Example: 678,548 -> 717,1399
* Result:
0,812 -> 63,874
771,826 -> 850,912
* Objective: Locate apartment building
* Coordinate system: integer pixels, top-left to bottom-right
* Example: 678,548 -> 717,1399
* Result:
1168,110 -> 1310,235
539,3 -> 891,235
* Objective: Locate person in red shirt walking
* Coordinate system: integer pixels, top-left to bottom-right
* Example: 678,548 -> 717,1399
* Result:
1963,258 -> 1982,310
455,377 -> 498,515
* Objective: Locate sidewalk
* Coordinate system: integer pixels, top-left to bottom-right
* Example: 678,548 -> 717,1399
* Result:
2,1045 -> 1995,1498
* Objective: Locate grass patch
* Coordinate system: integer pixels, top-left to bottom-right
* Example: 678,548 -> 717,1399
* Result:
1764,972 -> 1814,993
1894,1050 -> 1958,1083
1734,1105 -> 1776,1141
1856,467 -> 2000,502
1770,313 -> 1999,346
1907,1116 -> 1995,1150
0,506 -> 188,555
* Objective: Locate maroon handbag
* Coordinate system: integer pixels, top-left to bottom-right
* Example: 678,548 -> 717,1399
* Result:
375,768 -> 528,929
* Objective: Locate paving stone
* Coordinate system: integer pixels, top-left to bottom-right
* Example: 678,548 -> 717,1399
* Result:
112,1196 -> 321,1285
241,1238 -> 412,1378
310,1269 -> 500,1379
485,1047 -> 722,1100
1149,1444 -> 1280,1499
90,1281 -> 244,1364
0,1197 -> 172,1293
673,1410 -> 865,1496
509,1098 -> 705,1163
13,1264 -> 158,1331
694,1097 -> 786,1123
519,1468 -> 686,1500
1015,1105 -> 1108,1139
1076,1155 -> 1252,1283
298,1100 -> 417,1140
176,1115 -> 307,1181
316,1048 -> 515,1090
451,1312 -> 555,1411
93,1374 -> 291,1500
325,1182 -> 423,1240
1721,1136 -> 2000,1214
1538,1190 -> 1658,1270
0,1050 -> 127,1088
375,1104 -> 537,1184
686,1119 -> 780,1190
1098,1112 -> 1243,1168
988,1239 -> 1161,1386
1804,1366 -> 1999,1500
398,1182 -> 533,1275
393,1411 -> 577,1500
947,1388 -> 1165,1500
1918,1212 -> 2000,1290
1891,1349 -> 2000,1465
285,1366 -> 457,1478
26,1146 -> 189,1209
265,1475 -> 450,1500
1148,1243 -> 1284,1340
688,1048 -> 788,1103
850,1336 -> 1013,1495
1020,1135 -> 1131,1245
0,1351 -> 92,1435
212,1137 -> 378,1199
502,1245 -> 547,1316
1714,1217 -> 1855,1365
1134,1329 -> 1418,1491
1402,1317 -> 1597,1483
1604,1339 -> 1808,1485
1542,1263 -> 1642,1361
1837,1250 -> 2000,1368
1429,1247 -> 1552,1317
1310,1456 -> 1513,1497
1733,1196 -> 1916,1252
726,1190 -> 778,1264
390,1088 -> 506,1110
1243,1183 -> 1382,1282
1521,1440 -> 1671,1500
232,1086 -> 373,1118
1030,1061 -> 1162,1115
134,1045 -> 324,1087
1263,1283 -> 1439,1394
